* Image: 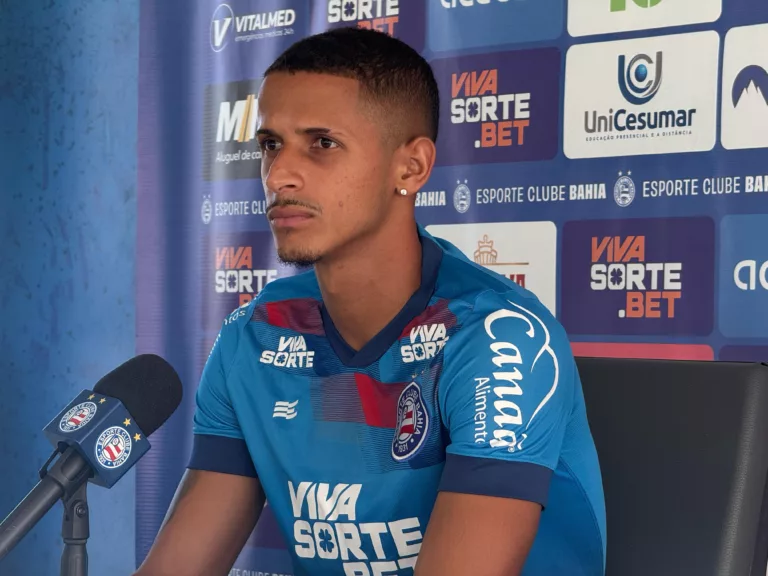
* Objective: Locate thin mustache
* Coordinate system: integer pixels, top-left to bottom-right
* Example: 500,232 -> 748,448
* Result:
266,198 -> 322,214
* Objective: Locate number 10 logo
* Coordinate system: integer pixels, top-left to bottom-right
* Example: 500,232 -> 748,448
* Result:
611,0 -> 662,11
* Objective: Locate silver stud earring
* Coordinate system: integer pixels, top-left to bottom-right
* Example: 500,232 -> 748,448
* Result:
399,188 -> 408,196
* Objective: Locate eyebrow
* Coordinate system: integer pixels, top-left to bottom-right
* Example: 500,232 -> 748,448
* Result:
256,127 -> 337,137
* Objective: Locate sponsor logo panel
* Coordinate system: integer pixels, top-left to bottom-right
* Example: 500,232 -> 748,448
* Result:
718,215 -> 768,338
561,217 -> 715,336
427,0 -> 562,52
210,0 -> 305,52
721,24 -> 768,150
201,231 -> 301,330
426,221 -> 557,315
203,79 -> 263,181
568,0 -> 721,38
564,32 -> 719,160
571,342 -> 714,361
310,0 -> 425,52
432,48 -> 560,167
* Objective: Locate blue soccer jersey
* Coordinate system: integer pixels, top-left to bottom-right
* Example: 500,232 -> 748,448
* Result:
189,225 -> 607,576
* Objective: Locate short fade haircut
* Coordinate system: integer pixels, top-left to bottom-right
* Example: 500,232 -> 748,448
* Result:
264,27 -> 440,144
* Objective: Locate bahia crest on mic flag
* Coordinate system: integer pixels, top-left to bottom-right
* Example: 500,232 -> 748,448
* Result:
43,390 -> 150,489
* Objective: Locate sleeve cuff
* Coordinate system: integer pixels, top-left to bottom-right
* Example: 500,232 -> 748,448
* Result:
187,434 -> 258,478
438,453 -> 553,507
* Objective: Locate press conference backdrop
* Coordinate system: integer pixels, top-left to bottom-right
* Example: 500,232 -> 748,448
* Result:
136,0 -> 768,573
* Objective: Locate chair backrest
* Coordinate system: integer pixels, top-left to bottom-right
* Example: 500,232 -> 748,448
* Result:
576,357 -> 768,576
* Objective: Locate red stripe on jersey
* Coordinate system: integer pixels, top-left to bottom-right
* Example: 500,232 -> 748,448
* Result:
354,374 -> 406,429
398,299 -> 457,339
259,299 -> 324,335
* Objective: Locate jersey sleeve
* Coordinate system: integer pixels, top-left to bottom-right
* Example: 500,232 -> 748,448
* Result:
187,303 -> 258,478
437,290 -> 575,508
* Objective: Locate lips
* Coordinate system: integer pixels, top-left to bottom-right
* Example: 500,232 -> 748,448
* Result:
268,206 -> 315,228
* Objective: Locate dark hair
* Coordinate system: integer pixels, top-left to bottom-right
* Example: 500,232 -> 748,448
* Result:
265,27 -> 440,143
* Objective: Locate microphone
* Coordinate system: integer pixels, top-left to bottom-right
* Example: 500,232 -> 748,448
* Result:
0,354 -> 182,574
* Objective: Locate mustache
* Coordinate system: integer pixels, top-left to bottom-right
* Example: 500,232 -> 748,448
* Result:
266,198 -> 322,214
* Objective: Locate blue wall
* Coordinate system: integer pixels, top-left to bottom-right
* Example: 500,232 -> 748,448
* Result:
0,1 -> 139,574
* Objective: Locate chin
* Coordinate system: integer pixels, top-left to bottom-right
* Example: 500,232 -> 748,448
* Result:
276,244 -> 323,268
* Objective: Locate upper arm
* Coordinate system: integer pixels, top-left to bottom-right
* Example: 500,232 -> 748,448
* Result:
417,293 -> 574,575
189,304 -> 259,478
135,469 -> 265,576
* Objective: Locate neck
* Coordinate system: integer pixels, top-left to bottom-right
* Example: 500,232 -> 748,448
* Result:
315,220 -> 422,351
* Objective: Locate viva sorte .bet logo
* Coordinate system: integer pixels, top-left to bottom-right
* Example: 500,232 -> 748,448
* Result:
560,218 -> 715,336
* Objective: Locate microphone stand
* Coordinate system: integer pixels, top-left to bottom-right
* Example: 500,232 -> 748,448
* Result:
37,447 -> 91,576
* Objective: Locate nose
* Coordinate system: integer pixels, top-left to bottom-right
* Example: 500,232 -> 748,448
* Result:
263,145 -> 303,196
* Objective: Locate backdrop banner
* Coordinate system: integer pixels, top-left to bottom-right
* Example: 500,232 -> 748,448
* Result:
137,0 -> 768,572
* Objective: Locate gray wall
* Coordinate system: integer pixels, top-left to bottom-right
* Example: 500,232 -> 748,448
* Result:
0,1 -> 139,573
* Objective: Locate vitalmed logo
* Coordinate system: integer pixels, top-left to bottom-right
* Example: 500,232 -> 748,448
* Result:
426,222 -> 557,315
719,215 -> 768,338
428,0 -> 561,52
432,49 -> 560,166
311,0 -> 425,52
476,301 -> 559,452
561,218 -> 715,336
568,0 -> 721,38
722,25 -> 768,151
202,79 -> 263,181
288,480 -> 421,571
210,3 -> 296,51
564,32 -> 719,160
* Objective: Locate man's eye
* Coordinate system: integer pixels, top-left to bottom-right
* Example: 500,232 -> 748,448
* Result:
260,139 -> 280,151
313,137 -> 338,149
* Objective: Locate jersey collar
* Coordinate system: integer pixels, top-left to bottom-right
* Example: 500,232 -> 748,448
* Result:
320,226 -> 443,368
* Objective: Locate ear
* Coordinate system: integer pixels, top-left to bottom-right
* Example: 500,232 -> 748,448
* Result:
393,136 -> 437,195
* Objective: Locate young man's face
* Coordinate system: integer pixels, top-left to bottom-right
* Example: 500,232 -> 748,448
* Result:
257,71 -> 397,266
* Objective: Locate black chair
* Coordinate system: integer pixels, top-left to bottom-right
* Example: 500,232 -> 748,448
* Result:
577,357 -> 768,576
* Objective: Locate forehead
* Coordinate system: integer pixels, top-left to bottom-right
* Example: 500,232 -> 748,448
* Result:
258,72 -> 370,131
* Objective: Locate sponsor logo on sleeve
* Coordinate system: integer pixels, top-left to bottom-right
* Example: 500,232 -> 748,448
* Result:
474,301 -> 559,452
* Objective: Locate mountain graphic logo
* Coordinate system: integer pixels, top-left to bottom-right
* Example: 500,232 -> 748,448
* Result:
732,65 -> 768,108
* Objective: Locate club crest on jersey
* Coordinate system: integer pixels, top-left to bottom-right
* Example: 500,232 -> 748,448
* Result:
94,426 -> 132,469
59,402 -> 98,432
392,382 -> 429,462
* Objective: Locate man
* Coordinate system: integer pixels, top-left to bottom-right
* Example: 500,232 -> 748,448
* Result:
135,27 -> 606,576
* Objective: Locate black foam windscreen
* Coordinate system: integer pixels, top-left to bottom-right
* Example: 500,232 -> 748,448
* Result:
93,354 -> 183,436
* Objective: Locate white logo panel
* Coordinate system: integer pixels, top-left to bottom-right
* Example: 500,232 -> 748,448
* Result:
426,221 -> 556,316
568,0 -> 721,38
721,24 -> 768,151
564,31 -> 719,160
